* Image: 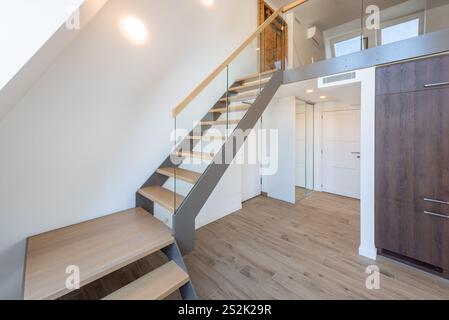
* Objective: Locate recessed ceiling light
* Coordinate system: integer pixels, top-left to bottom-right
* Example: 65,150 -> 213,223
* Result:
306,89 -> 314,93
320,95 -> 327,99
121,17 -> 147,44
201,0 -> 214,7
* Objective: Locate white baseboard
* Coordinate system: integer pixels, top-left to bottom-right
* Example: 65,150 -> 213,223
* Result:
359,245 -> 377,261
196,203 -> 243,230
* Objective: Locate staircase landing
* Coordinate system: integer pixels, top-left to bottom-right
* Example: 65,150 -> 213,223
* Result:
23,208 -> 174,300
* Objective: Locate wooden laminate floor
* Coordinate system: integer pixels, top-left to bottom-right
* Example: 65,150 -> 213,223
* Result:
184,192 -> 449,300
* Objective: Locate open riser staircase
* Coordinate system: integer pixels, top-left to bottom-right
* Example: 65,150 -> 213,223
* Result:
137,70 -> 283,254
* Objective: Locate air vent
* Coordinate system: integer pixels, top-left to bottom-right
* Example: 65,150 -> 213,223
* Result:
322,72 -> 356,84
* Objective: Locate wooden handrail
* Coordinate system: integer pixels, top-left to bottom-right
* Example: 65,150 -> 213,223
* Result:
172,0 -> 308,117
282,0 -> 308,13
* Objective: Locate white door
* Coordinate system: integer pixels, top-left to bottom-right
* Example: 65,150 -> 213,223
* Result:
295,112 -> 306,187
322,110 -> 361,199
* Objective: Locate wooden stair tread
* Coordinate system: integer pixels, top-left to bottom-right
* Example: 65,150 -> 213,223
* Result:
138,186 -> 184,213
186,135 -> 225,141
235,69 -> 275,83
200,119 -> 240,126
219,92 -> 258,102
176,151 -> 215,161
102,261 -> 189,300
209,104 -> 250,113
23,208 -> 174,300
229,78 -> 270,92
157,167 -> 201,184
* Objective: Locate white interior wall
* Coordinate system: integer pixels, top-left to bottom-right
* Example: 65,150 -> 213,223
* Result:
358,68 -> 377,260
0,0 -> 84,91
0,0 -> 259,299
425,3 -> 449,32
286,12 -> 325,69
261,96 -> 296,204
240,120 -> 263,202
0,0 -> 109,122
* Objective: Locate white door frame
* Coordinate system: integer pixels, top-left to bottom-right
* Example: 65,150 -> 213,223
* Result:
295,104 -> 306,188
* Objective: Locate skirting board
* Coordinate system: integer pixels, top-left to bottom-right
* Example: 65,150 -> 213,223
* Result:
154,202 -> 243,231
359,245 -> 377,261
196,203 -> 243,230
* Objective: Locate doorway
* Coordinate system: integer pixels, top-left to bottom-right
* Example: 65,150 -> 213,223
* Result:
263,68 -> 376,259
295,99 -> 315,201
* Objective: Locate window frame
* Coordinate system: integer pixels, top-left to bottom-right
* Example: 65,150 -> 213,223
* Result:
330,30 -> 369,58
377,11 -> 425,46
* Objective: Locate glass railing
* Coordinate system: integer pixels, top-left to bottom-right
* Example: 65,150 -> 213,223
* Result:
166,13 -> 290,216
285,0 -> 449,68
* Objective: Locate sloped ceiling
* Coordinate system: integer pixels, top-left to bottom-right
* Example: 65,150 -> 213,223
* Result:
0,0 -> 108,122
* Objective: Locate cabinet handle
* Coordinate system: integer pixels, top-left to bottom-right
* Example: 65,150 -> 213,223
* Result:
424,81 -> 449,88
424,198 -> 449,205
424,211 -> 449,219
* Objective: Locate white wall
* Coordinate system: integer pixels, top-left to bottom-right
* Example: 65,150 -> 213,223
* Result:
425,3 -> 449,33
286,12 -> 325,68
0,0 -> 108,122
358,68 -> 376,260
0,0 -> 84,90
0,0 -> 258,299
262,96 -> 296,204
241,120 -> 263,202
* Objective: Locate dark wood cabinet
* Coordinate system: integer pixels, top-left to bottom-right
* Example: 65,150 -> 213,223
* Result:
376,54 -> 449,95
376,55 -> 449,278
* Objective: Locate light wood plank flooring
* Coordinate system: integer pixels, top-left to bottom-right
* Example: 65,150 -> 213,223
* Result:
184,192 -> 449,300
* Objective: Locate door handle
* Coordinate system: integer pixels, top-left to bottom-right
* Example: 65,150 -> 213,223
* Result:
351,152 -> 360,155
424,198 -> 449,205
424,81 -> 449,88
424,211 -> 449,219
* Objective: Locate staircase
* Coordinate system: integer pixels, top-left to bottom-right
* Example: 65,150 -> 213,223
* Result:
24,208 -> 195,300
22,0 -> 307,301
138,69 -> 283,255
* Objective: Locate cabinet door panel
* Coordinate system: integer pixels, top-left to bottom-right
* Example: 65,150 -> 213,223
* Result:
375,93 -> 415,251
413,88 -> 449,268
376,55 -> 449,95
376,89 -> 449,268
376,93 -> 415,205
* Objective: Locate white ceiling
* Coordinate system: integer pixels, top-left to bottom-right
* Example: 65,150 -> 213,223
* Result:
275,77 -> 361,106
271,0 -> 408,30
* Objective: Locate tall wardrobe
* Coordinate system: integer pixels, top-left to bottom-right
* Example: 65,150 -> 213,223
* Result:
376,54 -> 449,278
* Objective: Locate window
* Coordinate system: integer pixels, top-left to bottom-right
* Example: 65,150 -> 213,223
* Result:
334,36 -> 367,57
381,18 -> 420,45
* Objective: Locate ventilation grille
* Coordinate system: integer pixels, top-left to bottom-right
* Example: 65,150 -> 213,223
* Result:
322,72 -> 356,84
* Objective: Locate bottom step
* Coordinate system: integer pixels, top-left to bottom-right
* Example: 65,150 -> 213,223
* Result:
102,261 -> 190,300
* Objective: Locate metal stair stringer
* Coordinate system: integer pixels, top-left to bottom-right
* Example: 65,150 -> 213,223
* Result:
172,70 -> 283,254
